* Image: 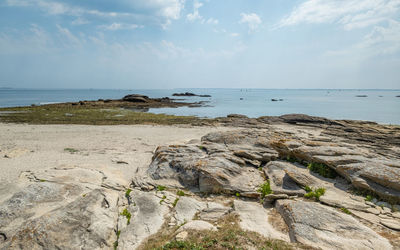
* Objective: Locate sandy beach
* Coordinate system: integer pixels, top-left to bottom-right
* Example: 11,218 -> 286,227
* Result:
0,123 -> 230,184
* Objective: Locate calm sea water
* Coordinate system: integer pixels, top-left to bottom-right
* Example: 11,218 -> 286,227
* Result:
1,88 -> 399,124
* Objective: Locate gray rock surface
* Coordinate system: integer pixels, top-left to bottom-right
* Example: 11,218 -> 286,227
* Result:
234,200 -> 289,241
0,166 -> 121,249
118,190 -> 169,249
276,199 -> 393,250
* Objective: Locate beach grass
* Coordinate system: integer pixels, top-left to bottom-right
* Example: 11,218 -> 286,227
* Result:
0,106 -> 199,125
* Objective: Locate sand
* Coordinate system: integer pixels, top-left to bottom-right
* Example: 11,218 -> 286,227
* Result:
0,123 -> 230,184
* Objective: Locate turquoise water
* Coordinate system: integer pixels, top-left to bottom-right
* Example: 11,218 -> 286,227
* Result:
1,88 -> 399,124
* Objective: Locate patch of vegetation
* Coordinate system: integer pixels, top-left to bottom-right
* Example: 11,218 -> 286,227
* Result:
0,106 -> 199,125
120,208 -> 132,225
172,198 -> 179,207
258,180 -> 272,198
160,195 -> 168,205
157,185 -> 166,192
365,194 -> 373,202
39,179 -> 46,182
64,147 -> 79,153
113,230 -> 121,250
140,213 -> 299,250
304,185 -> 312,193
125,189 -> 132,199
307,162 -> 337,179
350,188 -> 398,206
235,192 -> 240,197
176,190 -> 185,197
304,187 -> 326,201
340,207 -> 351,214
285,155 -> 298,163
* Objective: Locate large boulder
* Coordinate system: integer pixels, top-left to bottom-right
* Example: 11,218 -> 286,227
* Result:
145,145 -> 265,194
122,94 -> 149,103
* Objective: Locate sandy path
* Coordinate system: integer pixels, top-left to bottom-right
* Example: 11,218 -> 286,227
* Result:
0,123 -> 231,184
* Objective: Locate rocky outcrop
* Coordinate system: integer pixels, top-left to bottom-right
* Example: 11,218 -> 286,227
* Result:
2,115 -> 400,249
0,166 -> 123,249
270,138 -> 400,202
172,92 -> 211,97
122,94 -> 149,103
276,199 -> 392,250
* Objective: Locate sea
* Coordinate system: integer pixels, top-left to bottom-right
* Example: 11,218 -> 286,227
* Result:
1,88 -> 399,125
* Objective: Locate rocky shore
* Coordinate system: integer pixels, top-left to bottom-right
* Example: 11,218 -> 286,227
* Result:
0,114 -> 399,249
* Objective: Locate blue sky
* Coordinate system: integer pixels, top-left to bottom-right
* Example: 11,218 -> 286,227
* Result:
0,0 -> 399,89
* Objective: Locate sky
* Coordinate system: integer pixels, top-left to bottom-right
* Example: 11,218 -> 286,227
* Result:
0,0 -> 399,89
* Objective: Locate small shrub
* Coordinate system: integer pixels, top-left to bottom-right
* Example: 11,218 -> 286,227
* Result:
235,192 -> 240,197
39,179 -> 46,182
365,195 -> 373,202
120,208 -> 131,225
340,207 -> 351,214
308,162 -> 337,179
258,181 -> 272,198
304,185 -> 312,192
176,190 -> 185,196
157,185 -> 166,192
304,187 -> 326,201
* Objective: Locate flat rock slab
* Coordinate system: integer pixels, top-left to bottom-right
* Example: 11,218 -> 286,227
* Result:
118,190 -> 169,249
234,200 -> 289,241
178,220 -> 217,232
0,167 -> 120,250
276,199 -> 392,250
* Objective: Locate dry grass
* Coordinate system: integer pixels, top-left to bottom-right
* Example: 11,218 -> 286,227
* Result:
140,213 -> 299,250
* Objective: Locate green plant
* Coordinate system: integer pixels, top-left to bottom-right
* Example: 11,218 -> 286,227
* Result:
172,198 -> 179,207
340,207 -> 351,214
258,181 -> 272,198
39,179 -> 46,182
64,148 -> 79,153
365,195 -> 373,202
286,155 -> 297,163
177,190 -> 185,196
235,192 -> 240,197
113,230 -> 121,250
157,185 -> 166,192
120,208 -> 131,225
308,162 -> 337,179
304,185 -> 312,192
125,189 -> 132,199
304,187 -> 326,201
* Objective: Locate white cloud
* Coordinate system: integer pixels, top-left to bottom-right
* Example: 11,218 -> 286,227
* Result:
206,18 -> 219,25
239,13 -> 262,32
98,23 -> 141,31
187,1 -> 203,22
277,0 -> 400,30
230,33 -> 240,37
358,20 -> 400,54
56,24 -> 82,47
72,17 -> 89,25
5,0 -> 185,28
